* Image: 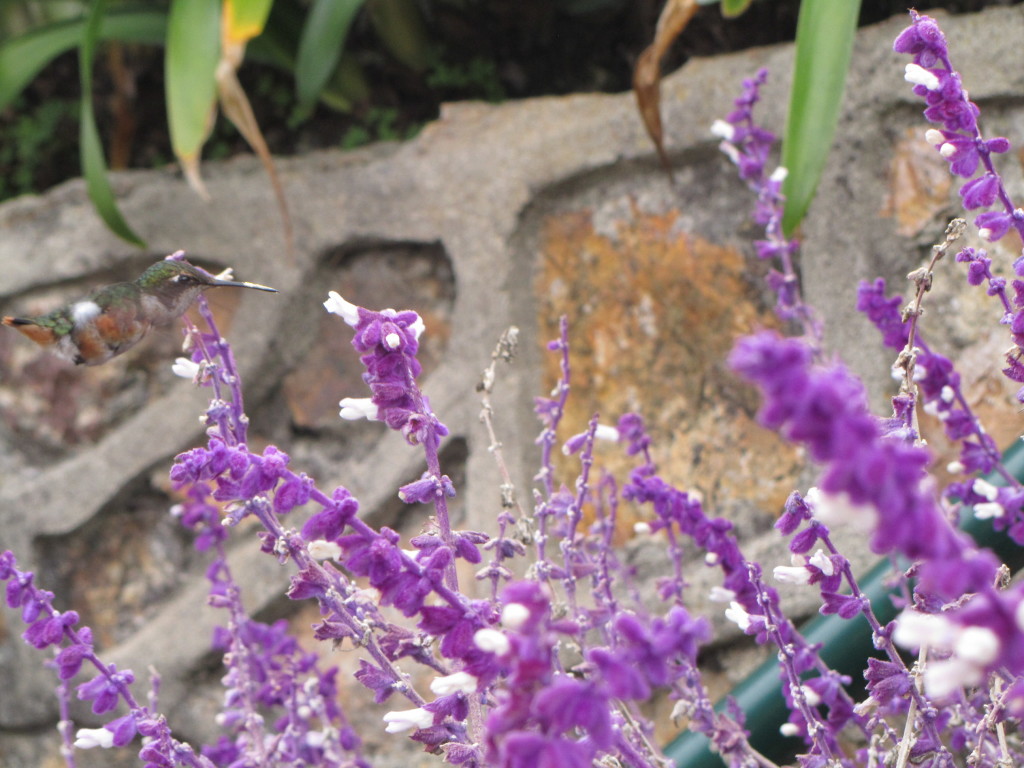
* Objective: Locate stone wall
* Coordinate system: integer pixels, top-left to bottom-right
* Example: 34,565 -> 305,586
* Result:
2,7 -> 1024,766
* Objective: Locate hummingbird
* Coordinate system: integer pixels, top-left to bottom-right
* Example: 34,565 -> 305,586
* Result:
2,259 -> 277,366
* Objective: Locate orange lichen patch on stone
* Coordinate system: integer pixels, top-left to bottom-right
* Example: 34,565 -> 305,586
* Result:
881,127 -> 952,238
537,204 -> 798,537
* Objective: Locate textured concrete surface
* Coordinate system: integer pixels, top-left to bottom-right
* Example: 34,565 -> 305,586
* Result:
2,6 -> 1024,766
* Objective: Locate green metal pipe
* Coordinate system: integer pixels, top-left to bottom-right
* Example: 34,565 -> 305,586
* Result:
665,439 -> 1024,767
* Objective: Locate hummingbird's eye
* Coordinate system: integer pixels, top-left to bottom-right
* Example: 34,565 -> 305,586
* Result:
173,274 -> 198,285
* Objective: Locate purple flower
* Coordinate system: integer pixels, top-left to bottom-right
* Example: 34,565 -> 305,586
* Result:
893,13 -> 947,66
55,630 -> 93,679
856,279 -> 909,350
616,412 -> 650,455
959,173 -> 1000,209
864,658 -> 913,705
301,487 -> 359,542
956,247 -> 992,286
273,472 -> 312,514
0,550 -> 15,580
496,732 -> 596,768
381,569 -> 434,617
425,692 -> 469,722
23,609 -> 78,649
286,565 -> 330,601
354,659 -> 396,703
589,647 -> 650,700
775,492 -> 812,535
202,735 -> 241,765
338,528 -> 402,588
106,712 -> 139,747
77,665 -> 134,714
975,210 -> 1015,242
398,473 -> 443,504
819,592 -> 864,619
533,677 -> 613,749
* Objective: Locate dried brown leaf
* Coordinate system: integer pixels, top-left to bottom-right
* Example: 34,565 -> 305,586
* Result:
216,43 -> 294,259
632,0 -> 700,178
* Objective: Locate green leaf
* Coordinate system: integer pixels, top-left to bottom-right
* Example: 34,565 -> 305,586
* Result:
224,0 -> 274,44
367,0 -> 432,74
79,0 -> 146,247
719,0 -> 753,18
780,0 -> 861,235
165,0 -> 220,166
0,10 -> 166,112
295,0 -> 366,113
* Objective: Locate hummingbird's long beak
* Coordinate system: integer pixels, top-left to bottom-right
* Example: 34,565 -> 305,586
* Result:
210,278 -> 278,293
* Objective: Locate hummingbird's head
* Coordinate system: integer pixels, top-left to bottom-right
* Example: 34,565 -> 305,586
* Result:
136,259 -> 277,321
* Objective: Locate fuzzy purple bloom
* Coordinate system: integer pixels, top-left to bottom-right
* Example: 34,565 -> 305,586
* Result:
77,665 -> 134,714
730,331 -> 993,599
856,278 -> 909,350
301,486 -> 359,542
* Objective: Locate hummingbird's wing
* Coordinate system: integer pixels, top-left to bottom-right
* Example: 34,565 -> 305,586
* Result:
68,284 -> 150,364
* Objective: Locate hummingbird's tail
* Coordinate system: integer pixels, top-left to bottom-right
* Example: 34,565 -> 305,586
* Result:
2,316 -> 56,346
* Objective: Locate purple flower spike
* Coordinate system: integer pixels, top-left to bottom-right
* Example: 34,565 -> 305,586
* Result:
856,278 -> 909,350
731,331 -> 986,597
326,292 -> 449,451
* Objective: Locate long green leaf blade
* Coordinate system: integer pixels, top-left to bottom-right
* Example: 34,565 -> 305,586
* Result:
367,0 -> 432,73
225,0 -> 274,44
780,0 -> 861,235
0,10 -> 166,112
720,0 -> 753,19
165,0 -> 220,166
295,0 -> 366,114
80,0 -> 146,247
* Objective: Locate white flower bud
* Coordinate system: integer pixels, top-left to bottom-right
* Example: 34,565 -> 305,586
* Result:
74,728 -> 114,749
172,357 -> 201,379
972,478 -> 999,501
773,565 -> 811,585
725,601 -> 752,631
307,540 -> 342,560
710,119 -> 735,141
501,603 -> 531,630
904,63 -> 940,90
323,291 -> 360,326
430,671 -> 478,696
382,707 -> 433,734
339,397 -> 379,421
955,626 -> 1000,666
473,628 -> 510,655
